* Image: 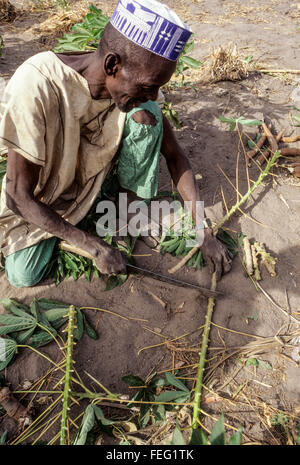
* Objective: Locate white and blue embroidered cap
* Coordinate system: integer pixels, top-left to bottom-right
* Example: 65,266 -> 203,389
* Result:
110,0 -> 192,62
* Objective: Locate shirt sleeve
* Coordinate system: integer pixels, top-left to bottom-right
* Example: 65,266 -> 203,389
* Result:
0,63 -> 48,166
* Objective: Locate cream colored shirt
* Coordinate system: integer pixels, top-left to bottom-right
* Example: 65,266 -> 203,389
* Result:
0,51 -> 126,257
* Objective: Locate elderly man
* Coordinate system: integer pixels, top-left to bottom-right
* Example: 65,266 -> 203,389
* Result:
0,0 -> 232,287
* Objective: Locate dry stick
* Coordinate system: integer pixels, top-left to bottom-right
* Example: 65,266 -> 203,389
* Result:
259,69 -> 300,74
169,150 -> 282,274
282,135 -> 300,143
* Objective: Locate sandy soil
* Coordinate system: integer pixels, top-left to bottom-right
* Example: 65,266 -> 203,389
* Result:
0,0 -> 300,445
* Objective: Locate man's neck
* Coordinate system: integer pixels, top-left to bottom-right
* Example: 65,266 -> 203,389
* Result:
55,51 -> 111,100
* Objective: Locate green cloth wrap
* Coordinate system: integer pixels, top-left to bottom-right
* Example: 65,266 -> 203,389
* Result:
117,100 -> 163,199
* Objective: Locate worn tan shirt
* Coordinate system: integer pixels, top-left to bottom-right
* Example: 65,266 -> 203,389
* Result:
0,51 -> 126,257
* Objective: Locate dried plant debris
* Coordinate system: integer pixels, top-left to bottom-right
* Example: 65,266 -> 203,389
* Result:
254,242 -> 277,278
30,0 -> 90,35
203,43 -> 249,83
0,0 -> 17,23
0,386 -> 32,431
242,236 -> 277,279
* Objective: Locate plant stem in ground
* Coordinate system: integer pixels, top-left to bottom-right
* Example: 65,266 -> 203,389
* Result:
191,272 -> 217,430
60,305 -> 77,445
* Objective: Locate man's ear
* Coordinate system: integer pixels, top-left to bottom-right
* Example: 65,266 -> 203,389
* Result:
104,53 -> 121,77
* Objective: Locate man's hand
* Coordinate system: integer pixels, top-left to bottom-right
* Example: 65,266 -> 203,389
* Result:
89,239 -> 127,275
200,229 -> 232,281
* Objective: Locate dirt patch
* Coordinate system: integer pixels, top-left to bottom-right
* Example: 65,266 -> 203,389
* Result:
0,0 -> 300,445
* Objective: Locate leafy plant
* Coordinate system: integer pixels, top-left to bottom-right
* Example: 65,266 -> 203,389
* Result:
219,115 -> 263,131
159,210 -> 238,270
54,4 -> 109,52
122,371 -> 190,429
173,37 -> 202,86
0,297 -> 98,370
162,101 -> 181,128
189,413 -> 242,445
73,404 -> 114,445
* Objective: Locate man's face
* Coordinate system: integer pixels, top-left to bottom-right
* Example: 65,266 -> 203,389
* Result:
105,59 -> 176,112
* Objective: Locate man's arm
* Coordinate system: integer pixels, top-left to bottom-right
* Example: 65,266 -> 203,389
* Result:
5,149 -> 126,274
161,114 -> 232,280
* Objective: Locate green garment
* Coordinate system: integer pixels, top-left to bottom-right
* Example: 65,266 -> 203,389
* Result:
117,100 -> 163,199
5,101 -> 163,288
5,237 -> 57,288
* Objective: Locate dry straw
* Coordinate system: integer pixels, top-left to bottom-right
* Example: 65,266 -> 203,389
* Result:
0,0 -> 17,22
202,43 -> 250,83
29,0 -> 90,35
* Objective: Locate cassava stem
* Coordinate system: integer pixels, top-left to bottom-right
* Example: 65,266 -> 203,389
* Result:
168,150 -> 281,274
191,271 -> 217,430
60,305 -> 77,446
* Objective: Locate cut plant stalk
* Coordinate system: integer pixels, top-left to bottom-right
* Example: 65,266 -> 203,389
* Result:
169,150 -> 282,274
191,271 -> 217,431
60,305 -> 77,445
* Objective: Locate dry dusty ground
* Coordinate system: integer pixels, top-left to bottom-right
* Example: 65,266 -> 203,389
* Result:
0,0 -> 300,445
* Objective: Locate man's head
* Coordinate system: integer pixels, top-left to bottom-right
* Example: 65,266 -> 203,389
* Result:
98,23 -> 176,112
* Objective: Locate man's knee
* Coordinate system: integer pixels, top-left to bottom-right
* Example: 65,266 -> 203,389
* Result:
5,262 -> 43,288
131,109 -> 157,126
4,237 -> 57,288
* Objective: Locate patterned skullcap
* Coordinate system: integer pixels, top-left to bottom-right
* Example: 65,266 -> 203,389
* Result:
110,0 -> 192,62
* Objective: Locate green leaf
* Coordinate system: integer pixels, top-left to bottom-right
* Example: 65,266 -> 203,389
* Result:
237,232 -> 245,248
37,299 -> 69,310
105,274 -> 128,291
0,313 -> 36,335
139,405 -> 151,428
216,229 -> 237,255
245,358 -> 259,367
93,406 -> 114,426
155,391 -> 188,403
73,404 -> 96,445
28,331 -> 54,348
0,430 -> 7,445
228,427 -> 242,445
0,298 -> 30,317
0,337 -> 17,370
83,314 -> 98,340
243,55 -> 253,63
219,115 -> 262,130
15,326 -> 36,344
210,413 -> 226,445
189,428 -> 209,445
152,404 -> 165,422
74,309 -> 84,342
44,308 -> 69,322
122,374 -> 145,387
164,372 -> 189,392
171,424 -> 186,445
180,56 -> 202,69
